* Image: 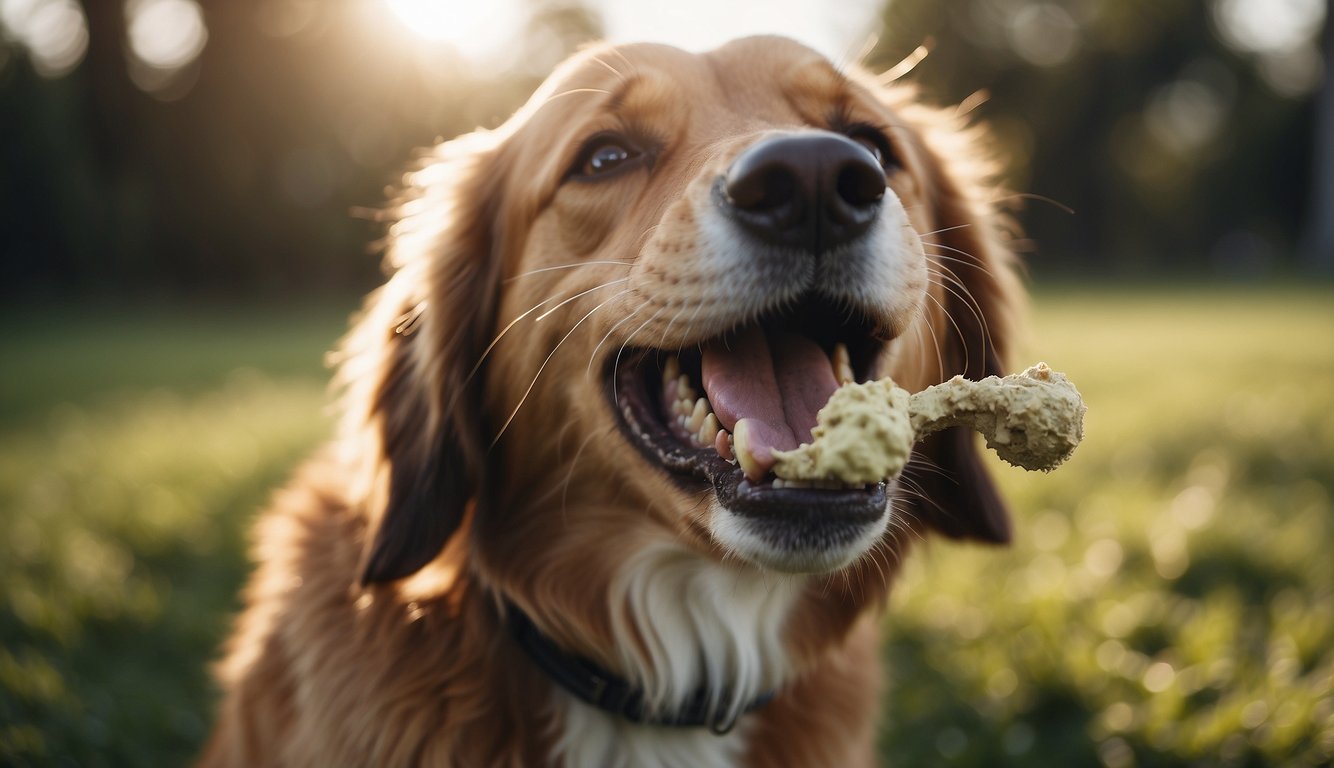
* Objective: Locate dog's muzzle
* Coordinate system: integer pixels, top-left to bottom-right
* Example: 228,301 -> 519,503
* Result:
716,131 -> 886,254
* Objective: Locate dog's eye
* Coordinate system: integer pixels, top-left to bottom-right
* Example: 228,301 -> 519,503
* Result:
571,134 -> 644,180
852,136 -> 882,165
846,127 -> 896,170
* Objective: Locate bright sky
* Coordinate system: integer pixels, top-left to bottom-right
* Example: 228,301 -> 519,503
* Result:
595,0 -> 885,61
385,0 -> 885,67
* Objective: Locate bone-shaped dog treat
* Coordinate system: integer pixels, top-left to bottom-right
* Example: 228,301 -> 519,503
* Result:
771,363 -> 1086,484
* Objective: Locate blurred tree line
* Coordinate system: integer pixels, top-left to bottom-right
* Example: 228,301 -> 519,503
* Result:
0,0 -> 599,297
0,0 -> 1327,298
870,0 -> 1330,278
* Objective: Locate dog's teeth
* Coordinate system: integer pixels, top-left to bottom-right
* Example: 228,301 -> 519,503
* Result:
832,342 -> 854,385
773,479 -> 786,489
663,356 -> 680,388
698,413 -> 719,445
732,419 -> 764,481
714,428 -> 732,460
715,430 -> 737,464
676,374 -> 696,402
687,398 -> 709,432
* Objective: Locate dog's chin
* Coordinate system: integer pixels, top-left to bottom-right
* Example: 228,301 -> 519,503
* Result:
705,487 -> 893,573
607,299 -> 896,576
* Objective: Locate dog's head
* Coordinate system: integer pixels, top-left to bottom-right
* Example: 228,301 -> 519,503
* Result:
342,36 -> 1020,589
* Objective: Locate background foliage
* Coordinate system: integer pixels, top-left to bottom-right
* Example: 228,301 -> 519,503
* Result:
1,0 -> 1329,296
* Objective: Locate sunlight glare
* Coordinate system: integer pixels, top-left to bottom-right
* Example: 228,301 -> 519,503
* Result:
1210,0 -> 1325,97
594,0 -> 883,62
1211,0 -> 1324,55
126,0 -> 208,71
0,0 -> 88,78
385,0 -> 523,63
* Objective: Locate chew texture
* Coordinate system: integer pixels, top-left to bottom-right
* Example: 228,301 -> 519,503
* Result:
768,380 -> 914,484
771,363 -> 1085,483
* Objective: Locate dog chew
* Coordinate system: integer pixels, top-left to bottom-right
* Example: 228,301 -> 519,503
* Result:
770,363 -> 1086,484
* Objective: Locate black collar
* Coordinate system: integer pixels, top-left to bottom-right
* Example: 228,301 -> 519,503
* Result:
506,604 -> 776,735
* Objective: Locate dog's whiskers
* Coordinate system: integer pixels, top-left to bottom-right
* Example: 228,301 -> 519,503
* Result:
541,86 -> 613,105
523,85 -> 615,121
586,304 -> 647,379
928,268 -> 992,378
896,474 -> 958,540
587,53 -> 630,84
989,191 -> 1075,215
558,426 -> 613,526
913,291 -> 950,382
611,305 -> 668,403
461,278 -> 629,411
922,241 -> 1000,280
918,222 -> 973,239
492,288 -> 630,447
506,261 -> 634,283
535,278 -> 629,323
603,45 -> 639,79
926,260 -> 998,374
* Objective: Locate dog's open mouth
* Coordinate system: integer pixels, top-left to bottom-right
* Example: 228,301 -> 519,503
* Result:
609,297 -> 893,548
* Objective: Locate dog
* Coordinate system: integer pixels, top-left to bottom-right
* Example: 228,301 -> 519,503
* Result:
200,35 -> 1021,767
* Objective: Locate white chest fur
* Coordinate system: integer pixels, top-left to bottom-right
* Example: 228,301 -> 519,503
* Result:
552,547 -> 804,767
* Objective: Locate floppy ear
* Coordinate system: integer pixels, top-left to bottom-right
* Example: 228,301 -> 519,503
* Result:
894,96 -> 1024,544
337,133 -> 505,584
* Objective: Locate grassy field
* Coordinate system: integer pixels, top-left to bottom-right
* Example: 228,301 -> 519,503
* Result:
1,287 -> 1331,766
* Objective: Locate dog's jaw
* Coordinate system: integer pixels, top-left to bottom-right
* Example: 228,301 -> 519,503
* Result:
705,493 -> 893,573
600,162 -> 926,575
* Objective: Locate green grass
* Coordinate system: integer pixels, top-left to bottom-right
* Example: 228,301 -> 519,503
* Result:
1,287 -> 1331,766
0,302 -> 354,766
882,286 -> 1334,767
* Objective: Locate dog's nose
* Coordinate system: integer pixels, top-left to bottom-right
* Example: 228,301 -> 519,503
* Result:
721,132 -> 886,254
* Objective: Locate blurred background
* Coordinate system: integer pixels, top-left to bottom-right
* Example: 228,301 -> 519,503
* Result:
1,0 -> 1330,765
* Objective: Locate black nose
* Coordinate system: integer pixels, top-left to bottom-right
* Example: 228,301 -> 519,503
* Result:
720,132 -> 886,254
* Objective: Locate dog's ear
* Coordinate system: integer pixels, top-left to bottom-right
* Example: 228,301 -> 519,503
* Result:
892,95 -> 1024,545
337,133 -> 505,584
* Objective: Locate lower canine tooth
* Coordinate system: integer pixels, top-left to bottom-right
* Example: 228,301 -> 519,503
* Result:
688,398 -> 709,432
698,413 -> 719,445
732,420 -> 763,481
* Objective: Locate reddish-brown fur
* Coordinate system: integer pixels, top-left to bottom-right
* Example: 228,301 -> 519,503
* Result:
201,36 -> 1022,767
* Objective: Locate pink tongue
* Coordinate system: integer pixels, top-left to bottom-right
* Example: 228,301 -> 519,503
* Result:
701,327 -> 839,477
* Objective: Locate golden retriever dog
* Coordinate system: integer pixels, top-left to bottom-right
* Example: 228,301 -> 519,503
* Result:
201,35 -> 1021,767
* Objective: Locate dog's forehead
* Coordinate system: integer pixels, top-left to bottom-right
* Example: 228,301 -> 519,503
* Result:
517,36 -> 855,138
493,36 -> 882,218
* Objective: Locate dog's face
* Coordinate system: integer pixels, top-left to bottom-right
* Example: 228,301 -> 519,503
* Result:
350,37 -> 1017,594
